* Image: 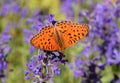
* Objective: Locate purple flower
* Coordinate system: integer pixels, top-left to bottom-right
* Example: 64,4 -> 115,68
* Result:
66,0 -> 120,82
23,12 -> 55,54
48,14 -> 55,23
0,26 -> 12,80
0,3 -> 10,16
70,55 -> 103,82
29,46 -> 36,55
24,12 -> 68,82
0,1 -> 20,16
61,0 -> 75,20
12,2 -> 20,13
110,74 -> 120,83
20,7 -> 28,17
78,0 -> 120,65
25,50 -> 67,83
23,28 -> 35,43
60,0 -> 87,20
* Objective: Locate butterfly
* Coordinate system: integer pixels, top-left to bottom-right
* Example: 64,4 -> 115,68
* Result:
30,21 -> 89,53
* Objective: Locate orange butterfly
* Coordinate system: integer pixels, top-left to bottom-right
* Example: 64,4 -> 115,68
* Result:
30,21 -> 89,53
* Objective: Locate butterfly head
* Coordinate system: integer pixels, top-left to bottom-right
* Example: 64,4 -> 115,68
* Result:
52,21 -> 57,25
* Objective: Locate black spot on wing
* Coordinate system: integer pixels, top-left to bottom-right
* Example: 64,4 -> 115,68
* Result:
82,33 -> 85,36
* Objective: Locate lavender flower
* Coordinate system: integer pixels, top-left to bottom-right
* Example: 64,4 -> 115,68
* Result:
25,50 -> 67,83
110,74 -> 120,83
24,12 -> 69,82
63,0 -> 120,82
0,0 -> 28,31
61,0 -> 75,20
70,55 -> 103,83
0,3 -> 10,16
26,10 -> 53,31
11,2 -> 20,13
0,26 -> 12,82
20,7 -> 28,17
60,0 -> 87,20
81,0 -> 120,65
23,13 -> 55,54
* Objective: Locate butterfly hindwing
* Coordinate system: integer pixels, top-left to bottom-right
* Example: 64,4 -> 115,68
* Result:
30,26 -> 59,51
56,21 -> 89,48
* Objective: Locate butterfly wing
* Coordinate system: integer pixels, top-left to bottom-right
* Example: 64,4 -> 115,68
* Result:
56,21 -> 89,48
30,26 -> 59,51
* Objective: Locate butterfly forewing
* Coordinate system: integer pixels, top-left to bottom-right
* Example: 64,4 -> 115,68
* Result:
56,21 -> 89,48
30,26 -> 59,51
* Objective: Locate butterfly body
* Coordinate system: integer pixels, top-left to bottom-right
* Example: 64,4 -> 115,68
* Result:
53,24 -> 65,52
30,21 -> 89,53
